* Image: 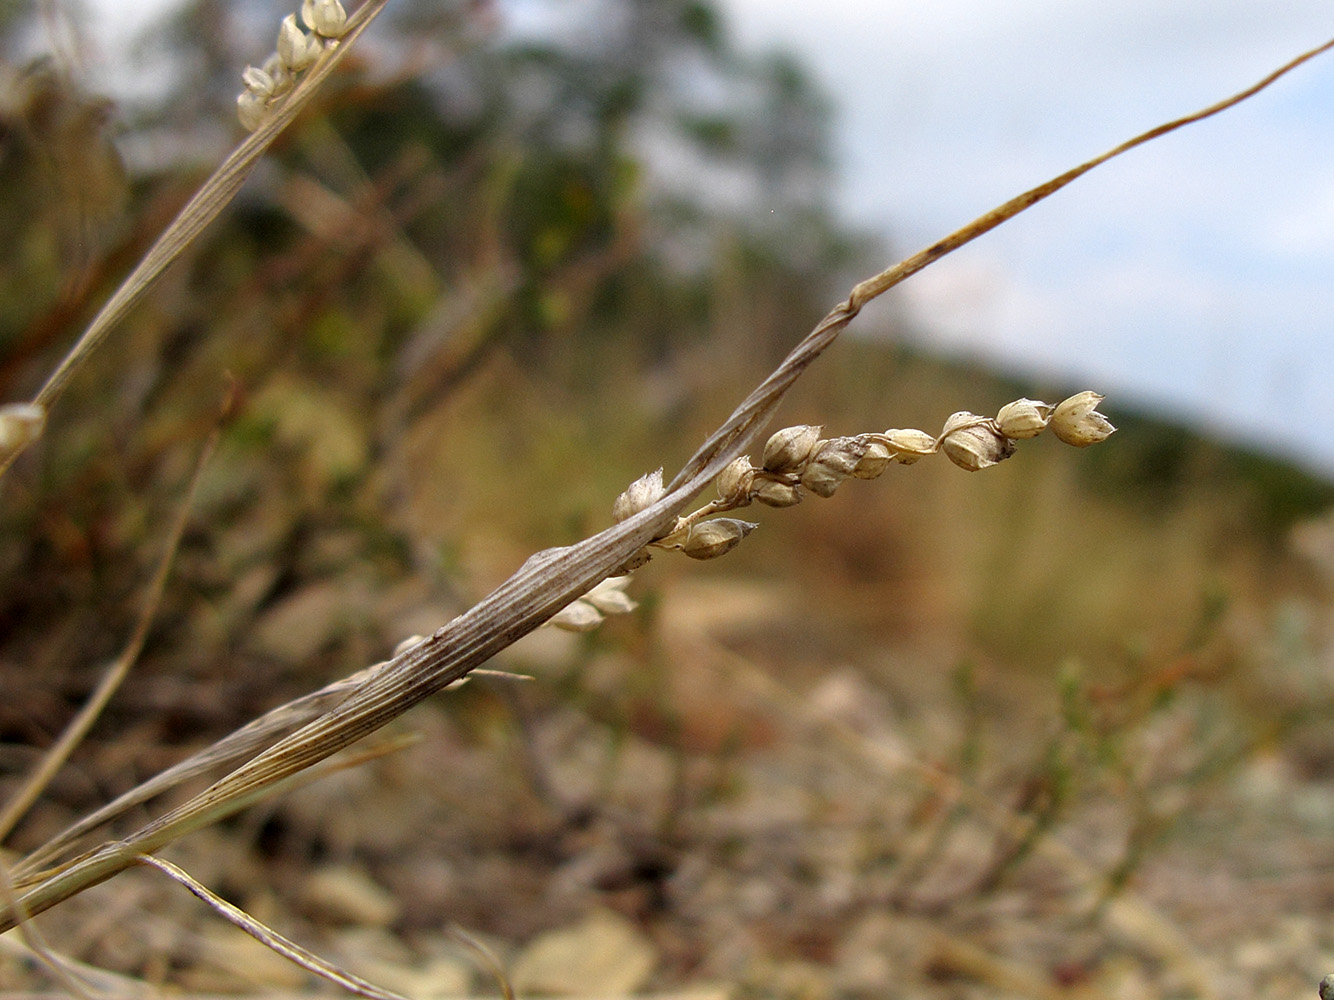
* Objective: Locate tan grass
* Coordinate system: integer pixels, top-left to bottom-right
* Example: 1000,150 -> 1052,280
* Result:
3,18 -> 1332,984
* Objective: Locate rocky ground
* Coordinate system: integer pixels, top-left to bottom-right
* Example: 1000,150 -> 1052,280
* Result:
6,571 -> 1333,1000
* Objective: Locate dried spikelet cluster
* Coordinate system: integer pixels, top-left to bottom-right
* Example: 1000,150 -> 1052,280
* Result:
546,577 -> 639,632
550,392 -> 1114,631
236,0 -> 348,132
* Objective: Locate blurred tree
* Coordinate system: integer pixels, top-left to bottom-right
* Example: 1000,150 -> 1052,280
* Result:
128,0 -> 870,373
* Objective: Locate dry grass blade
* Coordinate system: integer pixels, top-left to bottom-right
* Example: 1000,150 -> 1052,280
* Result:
0,0 -> 393,477
0,862 -> 97,1000
0,389 -> 231,848
17,732 -> 420,888
3,33 -> 1330,932
13,661 -> 383,880
135,854 -> 415,1000
448,924 -> 517,1000
13,673 -> 489,878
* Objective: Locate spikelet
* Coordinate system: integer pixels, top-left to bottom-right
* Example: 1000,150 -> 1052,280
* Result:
613,468 -> 666,522
937,412 -> 1015,472
236,0 -> 348,131
996,398 -> 1053,440
0,403 -> 46,465
761,424 -> 821,473
568,391 -> 1114,634
1050,391 -> 1116,447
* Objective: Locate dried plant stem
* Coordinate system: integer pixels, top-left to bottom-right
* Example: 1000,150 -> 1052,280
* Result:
12,660 -> 387,879
136,854 -> 414,1000
448,924 -> 517,1000
0,862 -> 97,1000
3,33 -> 1331,932
11,668 -> 494,880
0,0 -> 392,477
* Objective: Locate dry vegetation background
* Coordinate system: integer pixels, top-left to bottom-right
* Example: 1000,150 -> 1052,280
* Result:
3,1 -> 1334,998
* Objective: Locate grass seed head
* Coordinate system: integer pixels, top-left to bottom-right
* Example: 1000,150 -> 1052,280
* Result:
303,0 -> 348,38
237,90 -> 267,131
613,468 -> 666,523
278,14 -> 322,71
996,398 -> 1053,439
1050,391 -> 1116,447
242,64 -> 277,99
549,600 -> 604,632
762,424 -> 822,473
583,577 -> 638,615
799,436 -> 867,497
850,439 -> 892,479
754,480 -> 803,508
716,456 -> 755,504
938,412 -> 1016,471
261,54 -> 295,96
879,428 -> 937,464
681,518 -> 757,560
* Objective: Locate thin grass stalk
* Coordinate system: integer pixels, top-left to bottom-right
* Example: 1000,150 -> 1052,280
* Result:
668,33 -> 1334,496
0,390 -> 230,845
0,862 -> 97,1000
3,33 -> 1331,932
136,854 -> 414,1000
11,662 -> 381,879
447,924 -> 517,1000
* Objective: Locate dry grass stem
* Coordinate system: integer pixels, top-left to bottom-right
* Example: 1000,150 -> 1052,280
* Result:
660,34 -> 1334,509
11,661 -> 386,880
0,0 -> 393,477
0,390 -> 230,846
135,854 -> 414,1000
0,862 -> 97,1000
3,32 -> 1331,935
10,670 -> 506,880
447,924 -> 517,1000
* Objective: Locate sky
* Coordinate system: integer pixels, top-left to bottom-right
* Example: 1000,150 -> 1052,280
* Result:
80,0 -> 1334,473
714,0 -> 1334,474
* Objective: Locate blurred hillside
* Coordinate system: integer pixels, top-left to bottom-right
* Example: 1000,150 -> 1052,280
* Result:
3,1 -> 1334,998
